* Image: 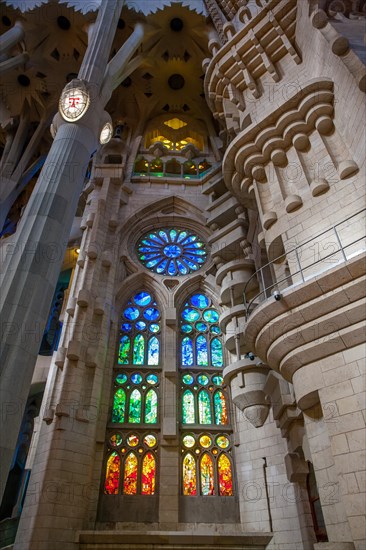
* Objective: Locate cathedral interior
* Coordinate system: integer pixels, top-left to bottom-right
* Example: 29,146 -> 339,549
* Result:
0,0 -> 365,549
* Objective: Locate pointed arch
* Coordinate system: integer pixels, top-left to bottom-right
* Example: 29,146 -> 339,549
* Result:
118,335 -> 130,364
147,336 -> 159,365
133,334 -> 145,365
104,452 -> 120,494
183,453 -> 197,495
211,337 -> 223,367
145,389 -> 158,423
196,334 -> 208,366
200,453 -> 214,495
213,390 -> 228,425
112,388 -> 126,423
123,452 -> 138,495
182,390 -> 195,424
182,336 -> 193,366
218,454 -> 233,496
128,389 -> 142,423
142,452 -> 156,495
198,390 -> 212,424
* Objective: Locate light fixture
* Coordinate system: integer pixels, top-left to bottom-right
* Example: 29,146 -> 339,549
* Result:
272,290 -> 282,301
100,122 -> 113,144
59,79 -> 90,122
245,352 -> 255,361
75,248 -> 80,254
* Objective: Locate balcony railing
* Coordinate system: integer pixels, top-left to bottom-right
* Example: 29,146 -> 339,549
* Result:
243,209 -> 366,320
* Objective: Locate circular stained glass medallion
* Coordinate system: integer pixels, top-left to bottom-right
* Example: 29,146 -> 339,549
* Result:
182,308 -> 200,322
133,291 -> 152,307
197,374 -> 209,386
149,323 -> 160,333
182,374 -> 194,385
210,325 -> 221,335
115,373 -> 128,385
196,322 -> 207,332
203,309 -> 219,323
199,435 -> 212,448
144,434 -> 157,448
212,375 -> 223,386
183,435 -> 195,448
124,307 -> 139,321
127,434 -> 139,447
110,433 -> 122,447
121,323 -> 132,332
146,374 -> 158,385
181,324 -> 193,334
137,228 -> 207,276
216,435 -> 230,449
136,321 -> 146,331
131,373 -> 143,384
143,307 -> 159,321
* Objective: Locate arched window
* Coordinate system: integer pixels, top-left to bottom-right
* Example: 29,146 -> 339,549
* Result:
179,292 -> 235,497
118,291 -> 161,366
105,290 -> 161,498
104,432 -> 158,495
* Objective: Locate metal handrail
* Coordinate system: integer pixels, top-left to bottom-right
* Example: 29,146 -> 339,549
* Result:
243,209 -> 366,320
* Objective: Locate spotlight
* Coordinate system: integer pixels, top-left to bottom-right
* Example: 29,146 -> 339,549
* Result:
76,248 -> 80,254
273,290 -> 282,301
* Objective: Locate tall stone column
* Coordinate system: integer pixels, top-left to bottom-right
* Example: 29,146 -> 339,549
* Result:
0,0 -> 124,501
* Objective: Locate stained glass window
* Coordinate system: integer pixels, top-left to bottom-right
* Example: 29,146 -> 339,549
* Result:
112,389 -> 126,423
104,432 -> 158,496
128,389 -> 142,423
137,229 -> 207,276
118,291 -> 160,366
179,293 -> 234,498
180,293 -> 222,368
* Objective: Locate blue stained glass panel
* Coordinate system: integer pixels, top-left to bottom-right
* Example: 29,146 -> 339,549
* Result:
211,338 -> 223,367
167,261 -> 177,276
143,308 -> 159,321
197,374 -> 209,385
124,307 -> 139,321
191,294 -> 210,309
203,309 -> 219,323
146,258 -> 162,268
164,244 -> 181,258
121,323 -> 132,332
149,323 -> 160,333
136,321 -> 146,331
182,308 -> 200,322
176,260 -> 188,274
181,324 -> 193,334
159,230 -> 169,242
170,229 -> 178,241
196,322 -> 207,332
156,259 -> 168,273
147,337 -> 159,365
131,373 -> 143,384
210,325 -> 221,334
134,292 -> 152,307
182,337 -> 193,366
196,335 -> 208,366
177,231 -> 188,242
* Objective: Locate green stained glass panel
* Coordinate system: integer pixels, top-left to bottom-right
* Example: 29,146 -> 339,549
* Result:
112,388 -> 126,423
211,337 -> 223,367
212,375 -> 223,386
196,335 -> 208,366
128,388 -> 142,423
198,390 -> 212,424
115,373 -> 127,385
182,390 -> 195,424
133,334 -> 145,365
197,374 -> 209,385
145,389 -> 158,423
182,374 -> 194,385
118,335 -> 130,364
